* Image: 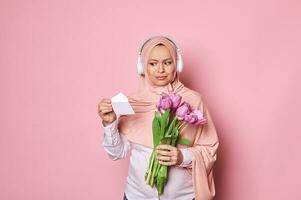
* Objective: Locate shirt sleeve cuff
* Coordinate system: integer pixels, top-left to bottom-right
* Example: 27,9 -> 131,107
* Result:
178,148 -> 193,167
101,118 -> 119,135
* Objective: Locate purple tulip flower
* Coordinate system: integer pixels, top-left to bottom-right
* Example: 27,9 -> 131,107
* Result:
184,113 -> 198,124
190,110 -> 207,125
156,95 -> 173,113
169,93 -> 182,109
176,102 -> 191,120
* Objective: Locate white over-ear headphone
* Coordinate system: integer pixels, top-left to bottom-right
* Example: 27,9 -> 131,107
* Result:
136,36 -> 184,75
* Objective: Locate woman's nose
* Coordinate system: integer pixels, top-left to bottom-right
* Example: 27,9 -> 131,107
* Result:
157,63 -> 164,72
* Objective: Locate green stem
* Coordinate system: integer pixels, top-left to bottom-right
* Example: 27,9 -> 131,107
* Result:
145,151 -> 155,184
179,122 -> 189,133
150,157 -> 160,187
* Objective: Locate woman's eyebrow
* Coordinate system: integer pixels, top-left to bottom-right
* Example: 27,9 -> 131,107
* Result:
148,58 -> 172,61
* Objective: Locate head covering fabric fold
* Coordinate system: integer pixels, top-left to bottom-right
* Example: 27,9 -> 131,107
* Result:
117,36 -> 219,200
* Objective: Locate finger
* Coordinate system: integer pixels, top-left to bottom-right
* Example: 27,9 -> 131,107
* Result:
101,109 -> 113,114
157,155 -> 171,161
156,144 -> 174,151
158,160 -> 176,166
102,107 -> 113,111
156,149 -> 172,156
99,102 -> 111,108
98,107 -> 112,113
98,105 -> 112,110
159,155 -> 178,166
101,99 -> 111,103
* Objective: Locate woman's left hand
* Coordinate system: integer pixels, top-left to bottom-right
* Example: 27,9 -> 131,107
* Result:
155,144 -> 183,166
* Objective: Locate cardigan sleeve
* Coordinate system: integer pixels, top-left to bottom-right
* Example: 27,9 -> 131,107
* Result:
186,102 -> 219,200
101,117 -> 131,161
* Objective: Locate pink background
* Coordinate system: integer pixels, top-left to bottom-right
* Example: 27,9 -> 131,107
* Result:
1,0 -> 300,199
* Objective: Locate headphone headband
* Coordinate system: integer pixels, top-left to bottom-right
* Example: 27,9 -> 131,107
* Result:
138,36 -> 180,55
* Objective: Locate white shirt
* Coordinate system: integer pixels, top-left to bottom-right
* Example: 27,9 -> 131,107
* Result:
101,117 -> 195,200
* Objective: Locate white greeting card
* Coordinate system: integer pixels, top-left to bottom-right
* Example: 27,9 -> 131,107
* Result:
111,92 -> 135,115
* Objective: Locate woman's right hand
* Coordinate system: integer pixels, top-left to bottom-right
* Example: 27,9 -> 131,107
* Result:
98,98 -> 117,126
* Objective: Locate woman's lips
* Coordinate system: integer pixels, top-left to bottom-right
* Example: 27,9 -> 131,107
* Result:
156,76 -> 167,80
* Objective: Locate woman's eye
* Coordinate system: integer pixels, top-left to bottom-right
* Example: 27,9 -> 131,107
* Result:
164,61 -> 172,65
149,63 -> 157,66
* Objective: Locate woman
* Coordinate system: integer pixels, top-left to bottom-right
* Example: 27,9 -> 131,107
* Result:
98,36 -> 219,200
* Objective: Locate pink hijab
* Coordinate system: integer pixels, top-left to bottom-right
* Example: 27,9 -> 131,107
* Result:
118,36 -> 219,200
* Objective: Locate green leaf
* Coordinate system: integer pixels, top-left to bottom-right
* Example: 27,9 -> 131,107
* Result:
165,117 -> 177,138
155,111 -> 161,123
152,113 -> 161,147
159,109 -> 170,140
167,118 -> 179,146
177,137 -> 192,145
156,165 -> 168,196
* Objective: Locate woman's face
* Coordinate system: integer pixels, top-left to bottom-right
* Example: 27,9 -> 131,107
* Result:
145,44 -> 176,86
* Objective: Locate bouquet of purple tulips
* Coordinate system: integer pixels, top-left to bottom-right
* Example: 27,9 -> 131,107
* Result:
144,92 -> 207,197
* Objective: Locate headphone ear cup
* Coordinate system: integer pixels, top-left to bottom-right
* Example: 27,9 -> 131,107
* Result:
137,55 -> 144,75
176,54 -> 184,72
